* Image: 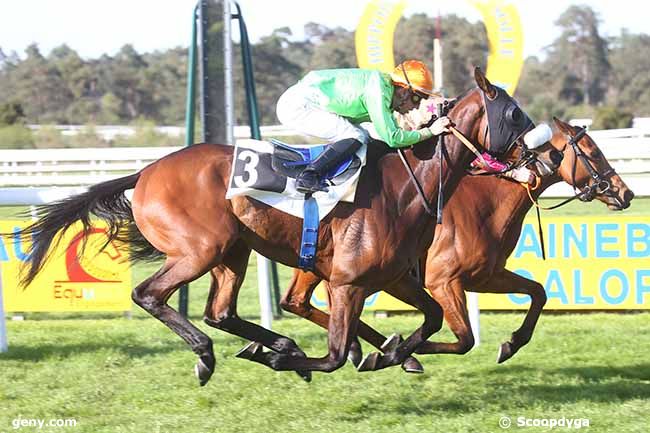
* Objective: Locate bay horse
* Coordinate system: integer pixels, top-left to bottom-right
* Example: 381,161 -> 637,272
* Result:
277,117 -> 634,372
17,68 -> 533,386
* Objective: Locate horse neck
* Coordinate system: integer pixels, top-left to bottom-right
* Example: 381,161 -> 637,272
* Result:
412,103 -> 482,206
394,118 -> 478,223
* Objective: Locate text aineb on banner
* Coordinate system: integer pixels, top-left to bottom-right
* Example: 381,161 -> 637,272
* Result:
0,221 -> 131,312
479,216 -> 650,310
311,216 -> 650,310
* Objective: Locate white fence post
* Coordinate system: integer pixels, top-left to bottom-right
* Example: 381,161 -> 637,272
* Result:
256,253 -> 273,330
467,291 -> 480,347
0,266 -> 8,353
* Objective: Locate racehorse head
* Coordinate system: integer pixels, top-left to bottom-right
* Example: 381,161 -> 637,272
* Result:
438,68 -> 535,162
473,68 -> 534,157
549,117 -> 634,210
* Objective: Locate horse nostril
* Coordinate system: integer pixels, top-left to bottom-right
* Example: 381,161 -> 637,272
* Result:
624,189 -> 635,203
550,149 -> 564,166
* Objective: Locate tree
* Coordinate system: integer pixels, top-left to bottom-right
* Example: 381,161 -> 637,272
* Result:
308,27 -> 356,70
394,14 -> 488,98
8,44 -> 73,122
49,45 -> 102,123
0,101 -> 26,126
546,5 -> 610,106
247,28 -> 303,124
101,45 -> 151,121
608,30 -> 650,116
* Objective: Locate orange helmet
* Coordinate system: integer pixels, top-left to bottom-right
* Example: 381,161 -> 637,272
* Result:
390,60 -> 437,96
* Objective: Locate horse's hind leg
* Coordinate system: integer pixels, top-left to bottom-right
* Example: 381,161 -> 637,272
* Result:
245,284 -> 366,373
131,256 -> 218,386
357,274 -> 443,372
281,270 -> 424,372
280,270 -> 375,365
202,241 -> 311,379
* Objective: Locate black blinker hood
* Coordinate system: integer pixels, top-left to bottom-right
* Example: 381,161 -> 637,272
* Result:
483,88 -> 533,156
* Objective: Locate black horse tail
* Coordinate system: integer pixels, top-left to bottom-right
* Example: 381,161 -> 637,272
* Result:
16,172 -> 163,287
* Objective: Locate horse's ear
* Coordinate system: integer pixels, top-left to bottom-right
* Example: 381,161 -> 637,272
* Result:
474,67 -> 496,99
553,117 -> 574,135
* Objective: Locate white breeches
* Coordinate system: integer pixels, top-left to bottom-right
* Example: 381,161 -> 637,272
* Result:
276,84 -> 370,144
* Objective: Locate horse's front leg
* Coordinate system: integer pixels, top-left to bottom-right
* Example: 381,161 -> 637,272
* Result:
414,277 -> 476,356
244,284 -> 366,373
357,273 -> 443,372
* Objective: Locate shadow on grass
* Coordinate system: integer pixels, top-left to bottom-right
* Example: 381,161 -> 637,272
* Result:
348,363 -> 650,418
0,341 -> 181,362
481,363 -> 650,405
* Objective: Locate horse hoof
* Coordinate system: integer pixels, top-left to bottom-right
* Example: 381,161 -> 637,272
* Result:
497,342 -> 514,364
401,356 -> 424,374
348,342 -> 363,367
295,370 -> 312,382
235,341 -> 263,360
357,352 -> 381,372
380,333 -> 403,352
194,357 -> 214,386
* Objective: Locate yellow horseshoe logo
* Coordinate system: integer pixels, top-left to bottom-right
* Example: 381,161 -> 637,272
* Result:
355,0 -> 524,95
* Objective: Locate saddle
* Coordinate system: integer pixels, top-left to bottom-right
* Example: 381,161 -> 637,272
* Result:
227,138 -> 366,271
270,139 -> 360,185
228,139 -> 361,195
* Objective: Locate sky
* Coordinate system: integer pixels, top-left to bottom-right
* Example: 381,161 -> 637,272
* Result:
0,0 -> 646,61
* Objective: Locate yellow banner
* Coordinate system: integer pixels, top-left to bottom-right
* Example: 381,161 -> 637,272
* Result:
1,221 -> 132,312
469,0 -> 525,95
313,216 -> 650,310
355,0 -> 407,72
354,0 -> 525,95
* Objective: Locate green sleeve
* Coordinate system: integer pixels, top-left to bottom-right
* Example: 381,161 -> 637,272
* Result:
364,72 -> 431,148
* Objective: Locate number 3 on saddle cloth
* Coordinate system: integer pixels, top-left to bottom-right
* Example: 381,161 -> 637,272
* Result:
226,138 -> 367,269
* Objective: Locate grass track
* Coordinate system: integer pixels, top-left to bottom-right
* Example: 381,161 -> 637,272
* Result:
1,314 -> 649,432
0,197 -> 648,432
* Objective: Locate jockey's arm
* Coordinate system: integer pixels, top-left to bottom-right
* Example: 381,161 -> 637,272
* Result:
365,72 -> 434,148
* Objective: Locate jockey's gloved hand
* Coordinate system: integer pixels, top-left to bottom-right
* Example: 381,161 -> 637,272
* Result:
429,116 -> 451,135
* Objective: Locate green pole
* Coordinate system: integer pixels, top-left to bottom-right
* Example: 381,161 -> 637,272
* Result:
179,4 -> 199,318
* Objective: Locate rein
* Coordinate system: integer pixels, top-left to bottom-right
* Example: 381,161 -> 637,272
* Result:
397,148 -> 437,217
397,109 -> 493,222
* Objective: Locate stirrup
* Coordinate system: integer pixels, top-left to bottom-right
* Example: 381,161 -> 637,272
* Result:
296,170 -> 329,194
296,179 -> 329,194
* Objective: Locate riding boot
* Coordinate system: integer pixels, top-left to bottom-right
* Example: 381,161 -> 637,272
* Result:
296,138 -> 362,194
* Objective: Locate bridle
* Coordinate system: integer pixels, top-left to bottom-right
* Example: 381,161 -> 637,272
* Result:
528,126 -> 620,210
562,126 -> 617,202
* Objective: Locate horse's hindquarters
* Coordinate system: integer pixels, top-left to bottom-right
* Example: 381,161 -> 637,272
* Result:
131,143 -> 239,261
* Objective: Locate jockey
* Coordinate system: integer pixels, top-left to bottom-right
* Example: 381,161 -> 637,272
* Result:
276,60 -> 451,194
